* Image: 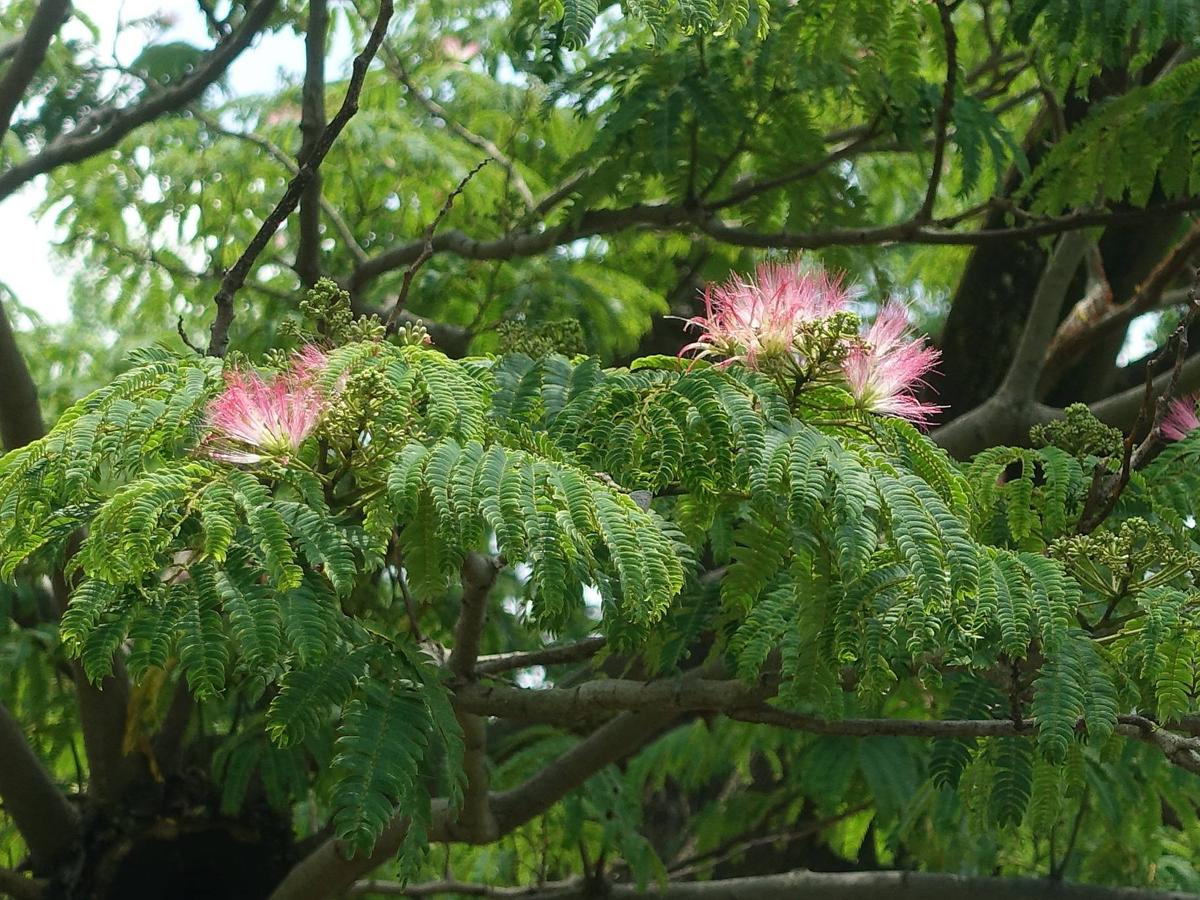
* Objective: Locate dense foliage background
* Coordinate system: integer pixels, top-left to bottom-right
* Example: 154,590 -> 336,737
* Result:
5,1 -> 1200,899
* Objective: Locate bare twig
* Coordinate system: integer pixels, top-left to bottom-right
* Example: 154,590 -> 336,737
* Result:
384,157 -> 490,329
207,0 -> 394,356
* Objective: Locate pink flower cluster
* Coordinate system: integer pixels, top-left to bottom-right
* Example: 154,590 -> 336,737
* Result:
203,345 -> 331,465
1162,395 -> 1200,442
681,262 -> 853,370
681,260 -> 942,427
842,303 -> 942,427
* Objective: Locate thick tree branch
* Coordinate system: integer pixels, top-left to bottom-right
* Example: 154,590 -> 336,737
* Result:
447,552 -> 502,842
352,871 -> 1200,900
0,701 -> 79,872
296,0 -> 328,286
207,0 -> 393,356
0,0 -> 276,202
347,879 -> 577,897
272,697 -> 677,900
0,0 -> 70,145
490,707 -> 678,835
0,301 -> 139,802
0,868 -> 46,900
1042,221 -> 1200,389
0,299 -> 45,451
412,869 -> 1200,900
997,230 -> 1090,400
453,677 -> 767,724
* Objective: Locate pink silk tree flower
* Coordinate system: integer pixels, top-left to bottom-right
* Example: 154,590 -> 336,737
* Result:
203,346 -> 330,464
842,303 -> 942,427
1162,395 -> 1200,442
680,262 -> 854,369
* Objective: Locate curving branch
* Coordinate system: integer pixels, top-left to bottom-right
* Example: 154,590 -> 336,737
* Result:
0,0 -> 71,146
269,700 -> 678,900
0,701 -> 79,872
376,38 -> 536,212
1041,221 -> 1200,390
0,0 -> 277,202
207,0 -> 394,356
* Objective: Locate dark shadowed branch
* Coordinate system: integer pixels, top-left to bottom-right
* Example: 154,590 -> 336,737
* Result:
0,867 -> 47,900
0,701 -> 79,872
348,869 -> 1200,900
191,111 -> 367,265
447,552 -> 503,842
0,299 -> 46,451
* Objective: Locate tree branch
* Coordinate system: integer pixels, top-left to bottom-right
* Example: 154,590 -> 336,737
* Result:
347,879 -> 576,897
0,701 -> 79,872
271,696 -> 677,900
349,197 -> 1200,293
997,230 -> 1091,399
191,111 -> 367,265
386,157 -> 490,328
518,869 -> 1200,900
350,869 -> 1200,900
447,552 -> 502,842
0,0 -> 71,146
207,0 -> 393,356
916,0 -> 957,223
490,707 -> 678,835
475,636 -> 606,675
0,868 -> 47,900
0,0 -> 277,202
0,298 -> 45,451
1041,221 -> 1200,390
296,0 -> 328,286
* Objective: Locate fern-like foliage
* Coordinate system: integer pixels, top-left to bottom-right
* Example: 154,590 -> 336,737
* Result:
6,325 -> 1200,859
